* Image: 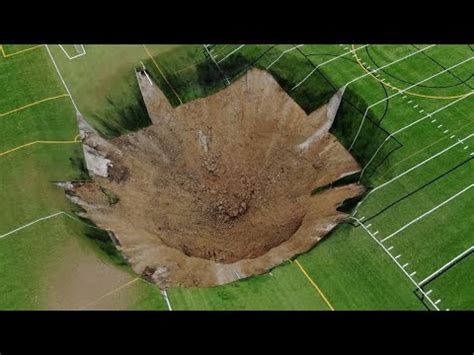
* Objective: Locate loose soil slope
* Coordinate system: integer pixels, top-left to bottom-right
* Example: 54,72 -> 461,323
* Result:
71,68 -> 364,287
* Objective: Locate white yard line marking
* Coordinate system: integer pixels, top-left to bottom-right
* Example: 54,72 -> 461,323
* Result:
410,271 -> 417,277
402,263 -> 409,268
426,289 -> 433,295
348,217 -> 440,310
59,44 -> 86,60
443,129 -> 449,134
161,289 -> 173,311
366,223 -> 372,228
140,61 -> 154,86
266,44 -> 304,69
348,51 -> 471,150
0,211 -> 101,241
354,133 -> 474,213
360,93 -> 473,178
395,254 -> 401,259
204,45 -> 230,85
373,230 -> 379,236
0,212 -> 62,240
419,246 -> 473,286
45,45 -> 80,113
217,44 -> 245,63
435,299 -> 441,305
343,45 -> 435,89
290,45 -> 369,91
387,246 -> 394,251
381,184 -> 473,243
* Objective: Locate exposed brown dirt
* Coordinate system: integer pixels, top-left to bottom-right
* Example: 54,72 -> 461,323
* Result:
71,68 -> 364,288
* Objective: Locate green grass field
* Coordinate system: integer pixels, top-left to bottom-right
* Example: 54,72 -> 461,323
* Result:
0,45 -> 167,310
1,44 -> 472,310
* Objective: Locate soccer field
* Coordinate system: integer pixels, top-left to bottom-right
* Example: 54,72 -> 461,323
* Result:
1,44 -> 472,310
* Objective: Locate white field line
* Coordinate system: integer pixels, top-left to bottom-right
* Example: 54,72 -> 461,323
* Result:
342,45 -> 435,89
419,246 -> 473,286
348,216 -> 440,310
348,57 -> 473,150
58,44 -> 86,60
204,45 -> 230,85
140,61 -> 154,86
353,133 -> 474,214
45,45 -> 80,113
0,211 -> 102,241
381,184 -> 474,243
266,44 -> 304,70
290,44 -> 369,91
360,93 -> 474,178
161,289 -> 173,310
217,44 -> 245,63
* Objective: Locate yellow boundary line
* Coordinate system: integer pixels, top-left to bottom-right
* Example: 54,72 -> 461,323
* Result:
79,277 -> 141,310
293,259 -> 335,310
1,44 -> 44,58
142,44 -> 183,105
351,45 -> 472,100
0,135 -> 81,157
0,94 -> 70,118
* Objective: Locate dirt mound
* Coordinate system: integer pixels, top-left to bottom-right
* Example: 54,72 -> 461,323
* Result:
70,68 -> 364,287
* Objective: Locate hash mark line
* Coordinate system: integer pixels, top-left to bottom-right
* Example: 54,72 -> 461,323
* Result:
217,44 -> 245,63
402,263 -> 409,268
426,289 -> 433,295
381,184 -> 474,243
410,271 -> 417,277
348,217 -> 440,310
293,260 -> 335,310
352,45 -> 471,100
143,45 -> 183,105
395,254 -> 401,259
344,45 -> 435,89
266,44 -> 304,69
347,53 -> 472,150
419,246 -> 473,286
387,246 -> 394,251
354,133 -> 474,213
435,299 -> 441,305
360,93 -> 473,178
45,45 -> 80,113
0,94 -> 70,118
290,44 -> 369,91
